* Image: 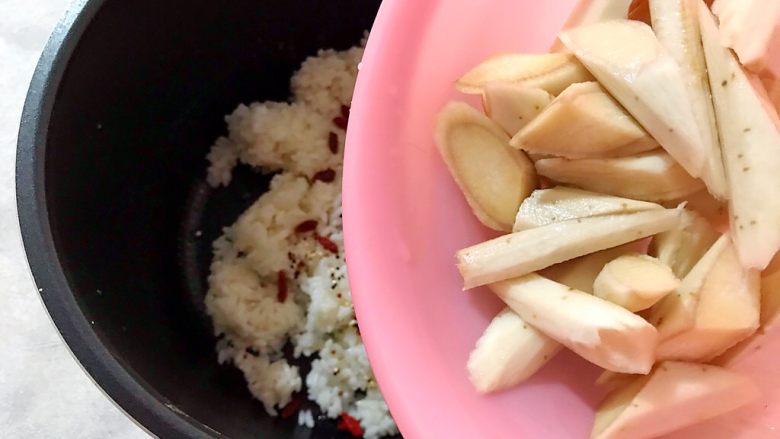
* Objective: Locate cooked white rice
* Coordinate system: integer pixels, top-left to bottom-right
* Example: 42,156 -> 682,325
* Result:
204,45 -> 398,438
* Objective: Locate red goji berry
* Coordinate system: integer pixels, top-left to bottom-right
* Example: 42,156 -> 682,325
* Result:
333,116 -> 348,130
277,271 -> 288,303
312,169 -> 336,183
328,131 -> 339,154
295,220 -> 318,234
315,235 -> 339,254
337,412 -> 363,437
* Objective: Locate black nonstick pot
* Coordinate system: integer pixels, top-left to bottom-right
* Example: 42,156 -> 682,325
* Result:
16,1 -> 382,437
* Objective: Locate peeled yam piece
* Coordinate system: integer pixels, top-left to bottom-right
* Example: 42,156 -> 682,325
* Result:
542,242 -> 640,293
458,208 -> 681,289
467,308 -> 562,393
648,234 -> 730,342
712,0 -> 780,71
513,186 -> 662,232
657,235 -> 760,362
491,274 -> 658,374
650,0 -> 728,199
551,0 -> 634,51
510,82 -> 657,159
482,83 -> 552,136
435,101 -> 536,231
592,361 -> 760,439
535,151 -> 704,202
699,3 -> 780,269
455,53 -> 594,96
594,254 -> 680,312
560,20 -> 706,179
649,209 -> 719,277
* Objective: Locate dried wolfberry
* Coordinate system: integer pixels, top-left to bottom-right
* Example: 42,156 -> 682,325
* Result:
277,271 -> 288,303
295,220 -> 318,234
316,235 -> 339,254
312,169 -> 336,183
337,412 -> 363,437
280,394 -> 304,419
333,116 -> 348,130
328,131 -> 339,154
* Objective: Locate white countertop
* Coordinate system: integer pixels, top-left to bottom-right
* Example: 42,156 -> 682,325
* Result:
1,1 -> 147,437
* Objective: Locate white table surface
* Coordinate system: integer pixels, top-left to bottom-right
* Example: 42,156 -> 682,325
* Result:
1,1 -> 148,437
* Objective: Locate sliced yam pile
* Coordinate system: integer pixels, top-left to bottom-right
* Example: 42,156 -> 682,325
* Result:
559,20 -> 707,180
437,0 -> 780,433
467,308 -> 561,393
481,83 -> 552,136
592,361 -> 759,439
435,102 -> 536,232
513,187 -> 661,232
510,82 -> 657,159
455,53 -> 594,96
535,151 -> 704,202
593,254 -> 680,312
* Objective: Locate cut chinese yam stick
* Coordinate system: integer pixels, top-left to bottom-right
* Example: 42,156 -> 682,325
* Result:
650,0 -> 728,199
656,235 -> 760,362
491,274 -> 658,374
535,151 -> 704,202
457,208 -> 681,289
647,234 -> 730,342
435,101 -> 536,231
467,308 -> 562,393
511,82 -> 657,159
699,2 -> 780,269
456,53 -> 594,96
712,0 -> 780,71
649,209 -> 719,277
592,361 -> 759,439
560,20 -> 707,179
513,186 -> 662,232
482,83 -> 552,136
594,254 -> 680,312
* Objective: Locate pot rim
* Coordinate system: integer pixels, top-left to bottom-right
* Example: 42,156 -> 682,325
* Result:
15,1 -> 218,437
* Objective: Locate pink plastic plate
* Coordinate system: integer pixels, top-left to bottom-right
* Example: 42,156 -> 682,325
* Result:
343,1 -> 780,438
